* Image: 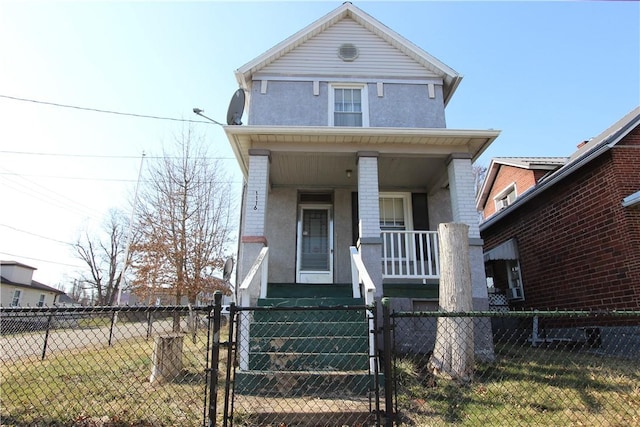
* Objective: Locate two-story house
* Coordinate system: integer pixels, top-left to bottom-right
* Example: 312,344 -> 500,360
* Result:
226,2 -> 499,309
221,3 -> 500,398
1,261 -> 63,307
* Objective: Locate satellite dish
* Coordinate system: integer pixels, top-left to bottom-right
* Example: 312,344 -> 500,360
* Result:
223,258 -> 234,281
226,89 -> 245,125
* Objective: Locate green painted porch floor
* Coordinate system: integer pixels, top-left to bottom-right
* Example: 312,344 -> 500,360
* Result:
266,282 -> 353,298
382,281 -> 439,299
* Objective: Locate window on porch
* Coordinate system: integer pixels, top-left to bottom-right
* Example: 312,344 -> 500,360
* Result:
379,193 -> 439,279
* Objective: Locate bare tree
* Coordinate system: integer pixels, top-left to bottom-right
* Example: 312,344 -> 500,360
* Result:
73,209 -> 131,306
472,164 -> 488,197
130,127 -> 234,319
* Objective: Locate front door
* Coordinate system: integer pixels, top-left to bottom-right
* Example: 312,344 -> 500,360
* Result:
296,205 -> 333,283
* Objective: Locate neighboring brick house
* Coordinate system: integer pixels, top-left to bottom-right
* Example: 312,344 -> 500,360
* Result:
477,107 -> 640,310
1,261 -> 64,307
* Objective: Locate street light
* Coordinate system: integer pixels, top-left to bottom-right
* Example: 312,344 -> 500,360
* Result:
192,108 -> 224,126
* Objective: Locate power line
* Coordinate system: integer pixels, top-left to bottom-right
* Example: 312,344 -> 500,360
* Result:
0,251 -> 83,269
0,165 -> 104,220
0,94 -> 215,125
0,150 -> 236,160
0,224 -> 73,246
0,172 -> 243,184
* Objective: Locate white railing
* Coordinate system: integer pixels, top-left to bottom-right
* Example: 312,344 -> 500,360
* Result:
349,246 -> 376,305
381,230 -> 440,279
237,246 -> 269,370
238,246 -> 269,307
349,246 -> 377,373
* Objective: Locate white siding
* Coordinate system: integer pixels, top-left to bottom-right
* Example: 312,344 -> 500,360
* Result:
260,18 -> 439,79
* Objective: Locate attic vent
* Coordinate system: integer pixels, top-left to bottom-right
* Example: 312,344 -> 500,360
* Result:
338,43 -> 359,61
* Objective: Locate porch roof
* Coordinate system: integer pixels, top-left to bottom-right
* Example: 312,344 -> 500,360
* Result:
224,126 -> 500,178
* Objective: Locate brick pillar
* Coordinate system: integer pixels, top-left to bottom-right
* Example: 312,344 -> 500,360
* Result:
357,152 -> 383,297
238,149 -> 270,289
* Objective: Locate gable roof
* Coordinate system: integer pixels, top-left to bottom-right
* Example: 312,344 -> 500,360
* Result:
480,106 -> 640,230
235,2 -> 462,105
476,157 -> 567,210
0,275 -> 64,294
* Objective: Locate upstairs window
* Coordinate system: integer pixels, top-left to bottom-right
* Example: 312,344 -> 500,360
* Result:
329,84 -> 369,127
494,184 -> 517,211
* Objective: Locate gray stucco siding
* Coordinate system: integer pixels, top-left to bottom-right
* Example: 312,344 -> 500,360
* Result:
249,80 -> 446,128
265,188 -> 298,283
264,188 -> 355,284
368,83 -> 446,128
249,81 -> 327,126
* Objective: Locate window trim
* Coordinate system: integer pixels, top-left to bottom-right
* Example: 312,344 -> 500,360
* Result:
379,192 -> 413,231
11,289 -> 22,307
37,294 -> 46,307
328,83 -> 369,127
493,183 -> 517,211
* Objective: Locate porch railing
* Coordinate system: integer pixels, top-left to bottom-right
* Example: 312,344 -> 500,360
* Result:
349,246 -> 377,374
381,230 -> 440,280
237,246 -> 269,371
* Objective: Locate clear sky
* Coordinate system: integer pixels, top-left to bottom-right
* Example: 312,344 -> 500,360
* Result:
1,1 -> 638,289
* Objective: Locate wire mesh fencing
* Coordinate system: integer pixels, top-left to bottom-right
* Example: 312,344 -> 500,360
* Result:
227,304 -> 382,427
388,309 -> 640,426
1,305 -> 218,427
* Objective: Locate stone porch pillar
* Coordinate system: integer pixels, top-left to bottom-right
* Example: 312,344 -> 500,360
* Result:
357,151 -> 383,298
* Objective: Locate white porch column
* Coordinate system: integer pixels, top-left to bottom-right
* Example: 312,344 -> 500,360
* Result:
238,149 -> 270,288
357,152 -> 383,297
447,153 -> 495,361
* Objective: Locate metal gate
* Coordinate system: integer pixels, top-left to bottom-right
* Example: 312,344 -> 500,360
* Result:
206,296 -> 384,426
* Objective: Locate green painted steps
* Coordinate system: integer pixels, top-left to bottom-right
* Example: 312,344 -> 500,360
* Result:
234,371 -> 377,397
235,295 -> 374,396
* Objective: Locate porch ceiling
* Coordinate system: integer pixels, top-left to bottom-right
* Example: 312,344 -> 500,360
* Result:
225,126 -> 500,189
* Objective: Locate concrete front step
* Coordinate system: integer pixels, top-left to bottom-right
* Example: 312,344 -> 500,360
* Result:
234,370 -> 375,396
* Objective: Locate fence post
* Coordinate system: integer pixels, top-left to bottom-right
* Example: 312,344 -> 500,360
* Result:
108,310 -> 117,346
146,310 -> 153,340
222,303 -> 236,427
382,297 -> 394,427
41,311 -> 54,360
207,291 -> 223,426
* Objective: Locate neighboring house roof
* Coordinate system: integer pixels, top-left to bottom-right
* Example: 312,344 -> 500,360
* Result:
480,106 -> 640,230
476,157 -> 567,210
0,260 -> 36,270
234,2 -> 462,106
0,275 -> 65,294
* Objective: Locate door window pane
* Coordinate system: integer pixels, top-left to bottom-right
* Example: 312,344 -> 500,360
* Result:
300,209 -> 329,270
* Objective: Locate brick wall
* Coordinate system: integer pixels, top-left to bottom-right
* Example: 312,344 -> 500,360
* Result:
481,127 -> 640,309
482,165 -> 538,219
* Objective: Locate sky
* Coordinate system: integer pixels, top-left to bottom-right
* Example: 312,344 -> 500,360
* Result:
0,0 -> 638,290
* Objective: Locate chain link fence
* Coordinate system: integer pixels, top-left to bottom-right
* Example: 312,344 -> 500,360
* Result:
389,309 -> 640,426
227,304 -> 381,427
1,306 -> 218,427
2,304 -> 639,426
